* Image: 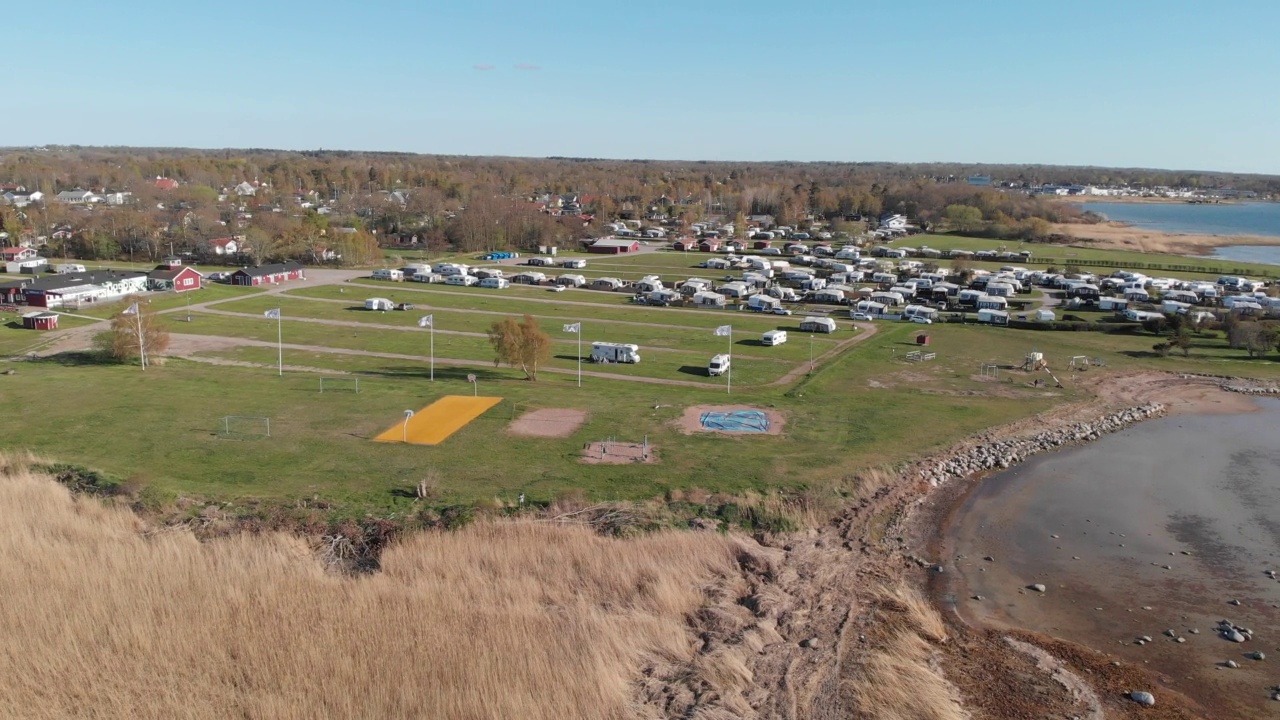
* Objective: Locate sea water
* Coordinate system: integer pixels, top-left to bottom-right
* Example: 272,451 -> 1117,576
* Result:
944,399 -> 1280,717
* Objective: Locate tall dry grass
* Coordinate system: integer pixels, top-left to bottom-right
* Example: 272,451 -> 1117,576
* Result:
0,457 -> 738,719
849,583 -> 967,720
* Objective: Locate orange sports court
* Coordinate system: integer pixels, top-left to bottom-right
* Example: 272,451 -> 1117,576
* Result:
374,395 -> 503,445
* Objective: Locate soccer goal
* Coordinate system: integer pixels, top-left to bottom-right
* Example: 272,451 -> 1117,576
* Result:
218,416 -> 271,440
319,376 -> 360,394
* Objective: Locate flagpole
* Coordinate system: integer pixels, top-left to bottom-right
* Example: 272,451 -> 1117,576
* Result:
276,313 -> 283,376
727,327 -> 732,395
136,313 -> 147,370
430,322 -> 435,382
577,321 -> 582,388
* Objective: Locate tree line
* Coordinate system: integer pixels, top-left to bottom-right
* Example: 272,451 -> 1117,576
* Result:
2,147 -> 1274,263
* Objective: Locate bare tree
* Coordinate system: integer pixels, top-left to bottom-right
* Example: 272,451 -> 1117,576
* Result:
96,296 -> 170,367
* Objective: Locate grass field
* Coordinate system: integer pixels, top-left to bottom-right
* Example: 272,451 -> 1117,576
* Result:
7,243 -> 1280,520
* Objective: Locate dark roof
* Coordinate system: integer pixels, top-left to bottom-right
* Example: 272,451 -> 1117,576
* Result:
149,266 -> 202,281
232,262 -> 304,278
25,270 -> 147,292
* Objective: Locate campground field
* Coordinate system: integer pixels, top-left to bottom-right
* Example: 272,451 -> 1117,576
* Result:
6,240 -> 1280,519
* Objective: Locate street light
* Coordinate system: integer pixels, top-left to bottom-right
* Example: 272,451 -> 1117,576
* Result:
402,409 -> 414,443
809,335 -> 815,374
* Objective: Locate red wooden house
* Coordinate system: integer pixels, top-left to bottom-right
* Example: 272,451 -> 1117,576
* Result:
230,262 -> 305,286
148,265 -> 203,292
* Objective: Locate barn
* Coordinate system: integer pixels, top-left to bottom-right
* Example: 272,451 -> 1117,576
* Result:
148,266 -> 203,292
22,311 -> 58,330
671,239 -> 696,252
230,262 -> 306,286
586,238 -> 640,255
699,239 -> 722,252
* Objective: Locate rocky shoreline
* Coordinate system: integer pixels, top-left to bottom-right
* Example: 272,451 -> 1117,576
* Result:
915,403 -> 1167,487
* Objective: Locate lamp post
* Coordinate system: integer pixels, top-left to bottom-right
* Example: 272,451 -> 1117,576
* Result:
402,409 -> 414,443
809,334 -> 815,374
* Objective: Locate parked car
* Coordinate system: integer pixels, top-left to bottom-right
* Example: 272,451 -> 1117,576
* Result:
549,285 -> 566,292
909,316 -> 933,324
395,303 -> 415,311
851,312 -> 873,321
771,307 -> 793,315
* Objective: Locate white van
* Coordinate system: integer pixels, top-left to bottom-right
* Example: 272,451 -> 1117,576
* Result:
708,353 -> 731,377
761,330 -> 788,346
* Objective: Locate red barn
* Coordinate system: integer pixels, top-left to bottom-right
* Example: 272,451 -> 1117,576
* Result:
699,239 -> 721,252
230,262 -> 306,286
148,265 -> 203,292
22,312 -> 58,330
586,238 -> 640,255
671,239 -> 695,252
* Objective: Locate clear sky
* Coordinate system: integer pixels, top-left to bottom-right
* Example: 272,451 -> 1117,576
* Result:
10,0 -> 1279,173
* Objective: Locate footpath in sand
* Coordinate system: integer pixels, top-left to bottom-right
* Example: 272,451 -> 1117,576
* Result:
373,395 -> 502,445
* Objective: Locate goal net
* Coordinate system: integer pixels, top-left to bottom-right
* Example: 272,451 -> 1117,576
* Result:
319,376 -> 360,394
218,416 -> 271,440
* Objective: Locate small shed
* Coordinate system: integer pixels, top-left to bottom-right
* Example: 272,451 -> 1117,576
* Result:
22,311 -> 58,330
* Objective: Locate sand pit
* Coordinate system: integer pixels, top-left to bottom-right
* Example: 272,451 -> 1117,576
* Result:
580,441 -> 658,464
509,408 -> 588,438
676,405 -> 785,435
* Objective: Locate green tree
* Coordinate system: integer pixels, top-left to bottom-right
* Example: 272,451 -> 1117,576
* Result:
1172,326 -> 1193,357
944,204 -> 983,233
487,315 -> 552,380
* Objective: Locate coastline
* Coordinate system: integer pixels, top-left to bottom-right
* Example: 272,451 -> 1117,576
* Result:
1056,196 -> 1249,205
905,374 -> 1268,717
1050,219 -> 1280,255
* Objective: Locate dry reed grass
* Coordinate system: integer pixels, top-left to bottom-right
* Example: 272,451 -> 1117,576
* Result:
849,583 -> 967,720
0,458 -> 739,720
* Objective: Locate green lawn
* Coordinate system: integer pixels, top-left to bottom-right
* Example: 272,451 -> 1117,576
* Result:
0,314 -> 96,356
168,312 -> 797,386
208,294 -> 841,363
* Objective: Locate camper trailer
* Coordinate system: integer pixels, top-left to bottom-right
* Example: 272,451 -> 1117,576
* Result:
371,268 -> 404,282
478,277 -> 510,289
799,316 -> 838,334
444,274 -> 478,287
707,354 -> 731,377
761,330 -> 788,346
590,342 -> 641,364
364,297 -> 394,311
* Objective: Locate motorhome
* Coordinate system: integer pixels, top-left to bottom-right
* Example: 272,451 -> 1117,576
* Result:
707,353 -> 731,377
590,342 -> 641,364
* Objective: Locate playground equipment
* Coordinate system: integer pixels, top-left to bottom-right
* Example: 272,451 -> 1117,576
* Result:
1023,351 -> 1046,371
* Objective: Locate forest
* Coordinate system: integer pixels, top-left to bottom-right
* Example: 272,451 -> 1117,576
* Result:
1,147 -> 1276,265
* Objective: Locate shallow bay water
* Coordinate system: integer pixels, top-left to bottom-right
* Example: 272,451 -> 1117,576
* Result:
944,399 -> 1280,715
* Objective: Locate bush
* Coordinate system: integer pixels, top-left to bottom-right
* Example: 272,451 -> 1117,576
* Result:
39,463 -> 124,497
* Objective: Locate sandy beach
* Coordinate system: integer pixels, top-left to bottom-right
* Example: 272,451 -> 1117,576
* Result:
1050,220 -> 1280,255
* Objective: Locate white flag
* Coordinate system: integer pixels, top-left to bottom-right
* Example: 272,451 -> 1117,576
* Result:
264,308 -> 281,320
418,315 -> 433,328
714,324 -> 732,337
121,303 -> 139,316
563,322 -> 581,333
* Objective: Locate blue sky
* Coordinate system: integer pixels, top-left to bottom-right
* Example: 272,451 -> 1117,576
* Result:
10,0 -> 1279,173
